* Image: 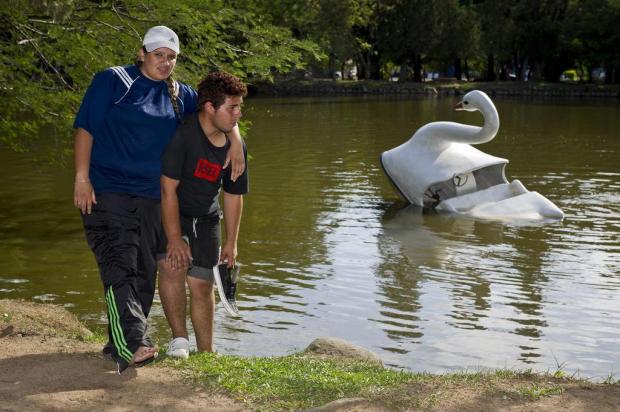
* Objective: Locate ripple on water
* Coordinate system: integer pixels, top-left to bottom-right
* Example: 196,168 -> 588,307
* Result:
0,278 -> 29,284
32,293 -> 58,302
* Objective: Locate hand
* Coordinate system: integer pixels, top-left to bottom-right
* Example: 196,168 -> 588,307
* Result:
74,180 -> 97,215
165,237 -> 193,270
223,141 -> 245,182
219,241 -> 237,268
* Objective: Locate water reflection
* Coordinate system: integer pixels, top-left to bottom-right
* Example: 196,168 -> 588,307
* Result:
376,199 -> 618,374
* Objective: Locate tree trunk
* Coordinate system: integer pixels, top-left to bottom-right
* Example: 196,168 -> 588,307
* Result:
521,58 -> 529,82
454,58 -> 462,81
463,59 -> 470,81
604,61 -> 611,84
363,54 -> 370,80
357,51 -> 368,80
413,54 -> 423,83
329,53 -> 336,80
486,54 -> 495,81
369,49 -> 381,80
399,64 -> 408,82
358,62 -> 366,80
529,64 -> 539,82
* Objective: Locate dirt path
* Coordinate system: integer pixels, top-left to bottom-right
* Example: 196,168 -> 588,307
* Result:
0,335 -> 248,411
0,299 -> 247,412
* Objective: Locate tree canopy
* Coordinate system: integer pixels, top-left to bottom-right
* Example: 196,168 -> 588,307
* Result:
2,0 -> 619,159
242,0 -> 619,84
0,0 -> 321,160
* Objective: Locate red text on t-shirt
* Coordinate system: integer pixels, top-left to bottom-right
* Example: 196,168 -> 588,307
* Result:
193,158 -> 222,182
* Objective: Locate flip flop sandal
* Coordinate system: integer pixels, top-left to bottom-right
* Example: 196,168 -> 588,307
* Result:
116,349 -> 158,374
213,262 -> 241,316
132,352 -> 158,368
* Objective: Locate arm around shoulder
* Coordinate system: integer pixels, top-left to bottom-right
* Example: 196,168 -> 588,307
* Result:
226,125 -> 246,182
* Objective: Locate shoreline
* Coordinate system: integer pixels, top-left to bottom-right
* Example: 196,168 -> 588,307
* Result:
1,298 -> 619,411
249,79 -> 620,99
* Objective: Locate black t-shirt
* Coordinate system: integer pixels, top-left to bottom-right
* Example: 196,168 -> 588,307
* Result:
162,112 -> 249,217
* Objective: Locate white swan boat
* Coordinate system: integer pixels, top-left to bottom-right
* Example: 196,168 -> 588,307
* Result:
380,90 -> 564,221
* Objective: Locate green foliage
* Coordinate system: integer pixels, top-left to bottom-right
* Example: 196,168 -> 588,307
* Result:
246,0 -> 368,78
565,0 -> 620,81
163,352 -> 616,410
376,0 -> 439,66
3,0 -> 620,159
602,373 -> 617,385
519,383 -> 565,400
433,0 -> 480,62
374,0 -> 480,81
0,0 -> 319,160
166,352 -> 413,410
80,324 -> 108,344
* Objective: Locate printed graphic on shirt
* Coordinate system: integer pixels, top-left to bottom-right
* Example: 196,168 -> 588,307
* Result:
194,158 -> 222,182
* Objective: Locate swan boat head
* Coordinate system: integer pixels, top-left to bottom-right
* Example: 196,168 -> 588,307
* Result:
380,90 -> 564,220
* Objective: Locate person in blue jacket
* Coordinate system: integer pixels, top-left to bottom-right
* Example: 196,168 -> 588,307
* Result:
72,26 -> 245,373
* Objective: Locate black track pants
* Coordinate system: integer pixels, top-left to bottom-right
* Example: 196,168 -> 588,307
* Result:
81,193 -> 161,365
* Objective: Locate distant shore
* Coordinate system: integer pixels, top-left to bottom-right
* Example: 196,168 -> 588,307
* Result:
250,79 -> 620,98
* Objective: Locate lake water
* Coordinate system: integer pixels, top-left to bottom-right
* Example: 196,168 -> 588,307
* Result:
1,94 -> 618,380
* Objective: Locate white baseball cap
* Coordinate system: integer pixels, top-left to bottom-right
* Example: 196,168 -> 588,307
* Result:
142,26 -> 180,54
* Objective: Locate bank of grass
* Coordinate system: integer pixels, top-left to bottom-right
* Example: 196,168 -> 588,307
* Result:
162,351 -> 606,411
164,353 -> 408,410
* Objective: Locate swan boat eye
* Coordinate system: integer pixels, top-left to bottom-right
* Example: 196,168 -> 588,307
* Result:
464,100 -> 469,105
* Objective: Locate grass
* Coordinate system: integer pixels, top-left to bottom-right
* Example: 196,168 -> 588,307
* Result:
1,311 -> 13,323
164,352 -> 413,410
80,327 -> 107,344
161,352 -> 605,411
603,373 -> 617,385
519,383 -> 565,400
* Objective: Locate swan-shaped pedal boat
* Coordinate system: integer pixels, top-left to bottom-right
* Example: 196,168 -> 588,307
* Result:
380,90 -> 564,221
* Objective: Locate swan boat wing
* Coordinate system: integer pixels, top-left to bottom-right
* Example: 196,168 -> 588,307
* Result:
381,140 -> 508,208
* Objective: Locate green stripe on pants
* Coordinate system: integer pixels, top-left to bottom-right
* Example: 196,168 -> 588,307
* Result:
106,287 -> 133,362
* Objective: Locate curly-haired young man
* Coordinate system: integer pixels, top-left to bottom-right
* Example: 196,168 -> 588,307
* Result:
158,71 -> 249,358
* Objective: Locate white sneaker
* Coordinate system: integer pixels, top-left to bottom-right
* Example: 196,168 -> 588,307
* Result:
166,337 -> 190,359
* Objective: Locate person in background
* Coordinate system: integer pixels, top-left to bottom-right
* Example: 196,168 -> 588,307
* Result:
73,26 -> 245,373
158,71 -> 249,358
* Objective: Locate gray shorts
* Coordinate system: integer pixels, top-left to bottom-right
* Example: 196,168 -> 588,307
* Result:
158,214 -> 221,281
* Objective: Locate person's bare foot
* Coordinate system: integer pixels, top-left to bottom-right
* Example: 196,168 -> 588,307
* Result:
131,345 -> 158,367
